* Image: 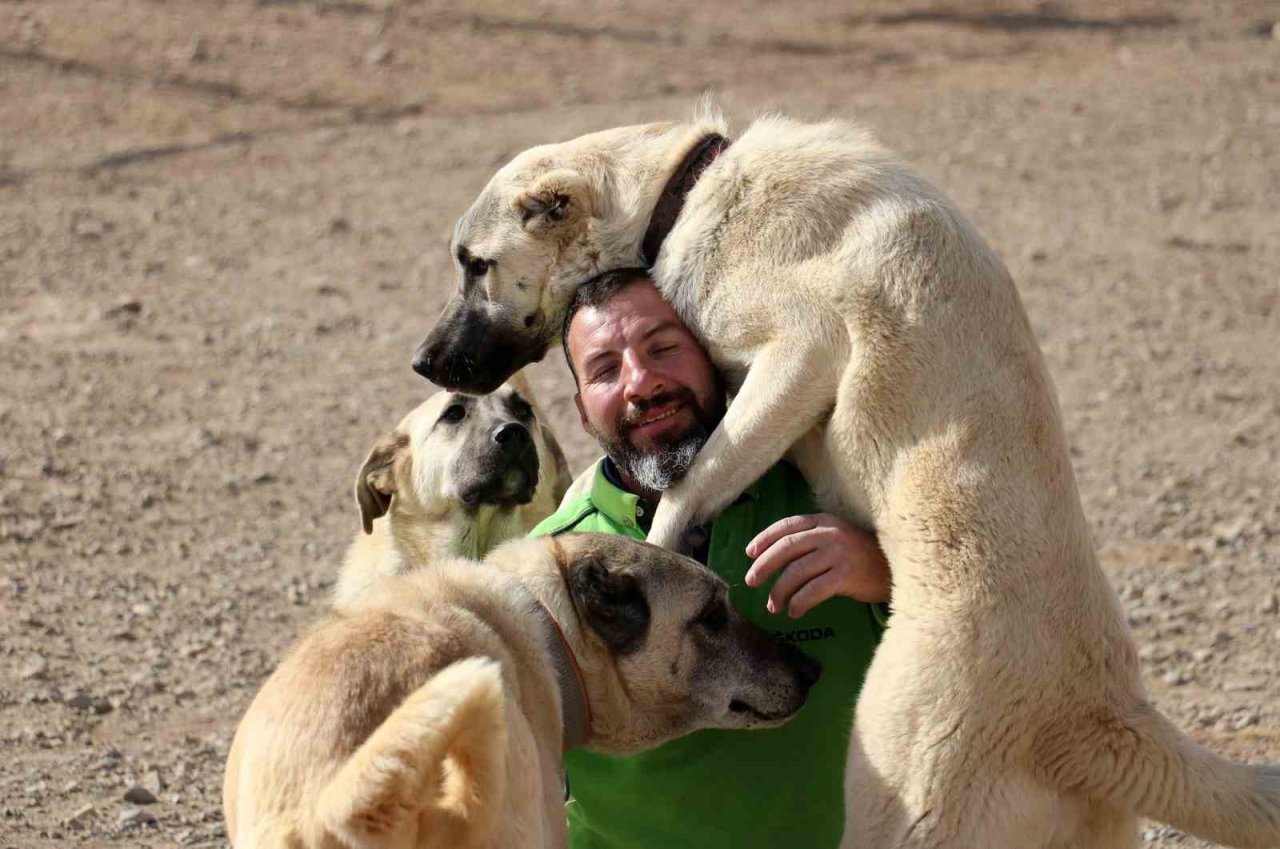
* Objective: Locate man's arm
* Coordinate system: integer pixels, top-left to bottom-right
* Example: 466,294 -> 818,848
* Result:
744,514 -> 890,618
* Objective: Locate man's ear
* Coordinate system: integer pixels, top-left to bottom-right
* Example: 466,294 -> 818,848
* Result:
573,392 -> 589,433
355,432 -> 409,534
516,169 -> 591,233
568,555 -> 650,655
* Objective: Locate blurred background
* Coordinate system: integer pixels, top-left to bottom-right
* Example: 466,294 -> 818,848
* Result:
1,1 -> 1277,845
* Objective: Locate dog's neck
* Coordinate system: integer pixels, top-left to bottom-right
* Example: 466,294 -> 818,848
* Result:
582,124 -> 732,272
520,558 -> 677,757
385,505 -> 517,572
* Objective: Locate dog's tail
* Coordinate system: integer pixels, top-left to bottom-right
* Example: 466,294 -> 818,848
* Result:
318,656 -> 508,847
1038,702 -> 1280,848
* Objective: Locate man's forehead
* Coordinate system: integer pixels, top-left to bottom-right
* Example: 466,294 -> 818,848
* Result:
568,288 -> 684,359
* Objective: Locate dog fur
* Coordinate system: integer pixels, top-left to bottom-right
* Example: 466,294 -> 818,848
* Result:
414,106 -> 1280,848
223,533 -> 821,849
335,377 -> 570,607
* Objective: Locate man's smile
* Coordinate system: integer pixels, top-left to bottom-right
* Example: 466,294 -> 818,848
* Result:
625,401 -> 691,444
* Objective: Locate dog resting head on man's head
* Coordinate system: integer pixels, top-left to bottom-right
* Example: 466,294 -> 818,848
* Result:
412,102 -> 728,394
335,376 -> 570,607
224,533 -> 821,849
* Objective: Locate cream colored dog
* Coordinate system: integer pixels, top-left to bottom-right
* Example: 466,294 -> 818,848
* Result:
224,534 -> 822,849
413,107 -> 1280,848
335,378 -> 570,607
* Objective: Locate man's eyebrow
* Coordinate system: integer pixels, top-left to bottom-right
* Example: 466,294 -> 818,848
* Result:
639,319 -> 684,342
581,348 -> 618,374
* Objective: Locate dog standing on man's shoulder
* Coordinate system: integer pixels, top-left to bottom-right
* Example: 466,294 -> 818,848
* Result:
335,377 -> 570,607
224,533 -> 822,849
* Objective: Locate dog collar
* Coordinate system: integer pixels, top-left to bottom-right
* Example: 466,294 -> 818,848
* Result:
528,595 -> 591,752
640,132 -> 732,266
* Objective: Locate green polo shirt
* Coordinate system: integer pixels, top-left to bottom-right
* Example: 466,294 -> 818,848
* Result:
530,459 -> 886,849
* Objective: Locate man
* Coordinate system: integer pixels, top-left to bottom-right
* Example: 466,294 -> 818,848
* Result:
530,268 -> 891,849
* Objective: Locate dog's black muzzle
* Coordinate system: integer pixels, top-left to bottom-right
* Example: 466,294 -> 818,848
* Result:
413,301 -> 543,395
456,421 -> 540,509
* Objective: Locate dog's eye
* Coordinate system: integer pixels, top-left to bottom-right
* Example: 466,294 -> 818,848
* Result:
440,403 -> 467,424
696,599 -> 729,634
509,396 -> 535,422
465,256 -> 490,277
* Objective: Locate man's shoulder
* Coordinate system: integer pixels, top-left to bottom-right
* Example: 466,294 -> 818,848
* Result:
529,459 -> 637,538
529,493 -> 600,538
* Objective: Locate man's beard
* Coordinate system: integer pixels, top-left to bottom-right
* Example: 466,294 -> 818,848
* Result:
589,387 -> 723,494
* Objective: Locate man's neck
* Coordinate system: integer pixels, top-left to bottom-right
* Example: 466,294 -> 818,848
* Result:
602,456 -> 662,504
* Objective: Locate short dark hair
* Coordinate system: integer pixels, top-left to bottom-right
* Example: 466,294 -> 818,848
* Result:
561,267 -> 654,384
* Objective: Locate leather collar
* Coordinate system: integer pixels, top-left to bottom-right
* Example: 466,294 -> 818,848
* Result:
524,590 -> 591,751
639,132 -> 732,266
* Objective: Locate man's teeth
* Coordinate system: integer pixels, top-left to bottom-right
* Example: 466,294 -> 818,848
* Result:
638,408 -> 678,427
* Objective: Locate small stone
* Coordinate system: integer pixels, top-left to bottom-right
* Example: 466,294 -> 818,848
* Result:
20,653 -> 49,680
1162,669 -> 1188,687
65,691 -> 112,714
1212,519 -> 1246,547
181,37 -> 209,63
1223,676 -> 1266,693
103,298 -> 143,319
1260,593 -> 1278,615
191,427 -> 219,449
141,770 -> 164,796
71,213 -> 106,240
117,807 -> 157,828
364,43 -> 392,65
65,802 -> 95,828
123,785 -> 157,805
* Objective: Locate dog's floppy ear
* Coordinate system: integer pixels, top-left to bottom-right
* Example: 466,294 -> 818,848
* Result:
516,168 -> 591,232
355,431 -> 409,534
568,554 -> 650,655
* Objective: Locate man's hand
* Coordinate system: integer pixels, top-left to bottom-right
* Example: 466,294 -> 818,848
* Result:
744,514 -> 890,618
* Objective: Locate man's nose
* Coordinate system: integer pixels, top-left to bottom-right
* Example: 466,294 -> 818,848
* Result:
621,354 -> 663,403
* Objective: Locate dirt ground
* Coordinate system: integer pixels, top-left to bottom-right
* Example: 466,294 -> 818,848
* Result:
1,0 -> 1277,846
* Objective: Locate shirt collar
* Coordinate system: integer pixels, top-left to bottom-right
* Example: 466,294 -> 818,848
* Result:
591,456 -> 762,532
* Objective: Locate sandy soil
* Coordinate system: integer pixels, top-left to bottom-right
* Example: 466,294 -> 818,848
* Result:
1,1 -> 1277,846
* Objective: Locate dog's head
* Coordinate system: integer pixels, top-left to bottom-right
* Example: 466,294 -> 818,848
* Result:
412,151 -> 609,394
494,534 -> 822,755
355,379 -> 569,534
412,116 -> 723,394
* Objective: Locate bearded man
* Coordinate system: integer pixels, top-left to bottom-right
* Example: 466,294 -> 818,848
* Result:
530,267 -> 892,849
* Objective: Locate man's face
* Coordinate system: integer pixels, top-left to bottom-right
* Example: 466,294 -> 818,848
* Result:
567,281 -> 725,493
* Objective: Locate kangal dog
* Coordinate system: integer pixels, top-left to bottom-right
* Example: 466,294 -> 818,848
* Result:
225,534 -> 822,849
335,378 -> 570,607
411,107 -> 1280,848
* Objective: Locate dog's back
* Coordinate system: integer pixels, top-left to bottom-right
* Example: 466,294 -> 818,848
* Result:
224,562 -> 564,849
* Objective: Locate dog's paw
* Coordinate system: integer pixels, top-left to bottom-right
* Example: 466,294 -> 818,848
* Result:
646,521 -> 709,557
645,522 -> 683,551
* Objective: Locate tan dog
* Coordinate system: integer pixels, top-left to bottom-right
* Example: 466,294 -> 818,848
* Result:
223,534 -> 822,849
335,378 -> 570,607
412,108 -> 1280,848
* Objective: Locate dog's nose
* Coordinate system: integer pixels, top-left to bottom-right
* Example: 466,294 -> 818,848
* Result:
411,343 -> 434,381
792,650 -> 823,691
493,422 -> 533,450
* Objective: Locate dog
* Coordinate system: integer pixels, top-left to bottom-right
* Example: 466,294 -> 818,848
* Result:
223,533 -> 822,849
334,377 -> 571,607
411,107 -> 1280,848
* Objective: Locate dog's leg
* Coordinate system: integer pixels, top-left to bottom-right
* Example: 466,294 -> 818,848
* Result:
647,336 -> 840,549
